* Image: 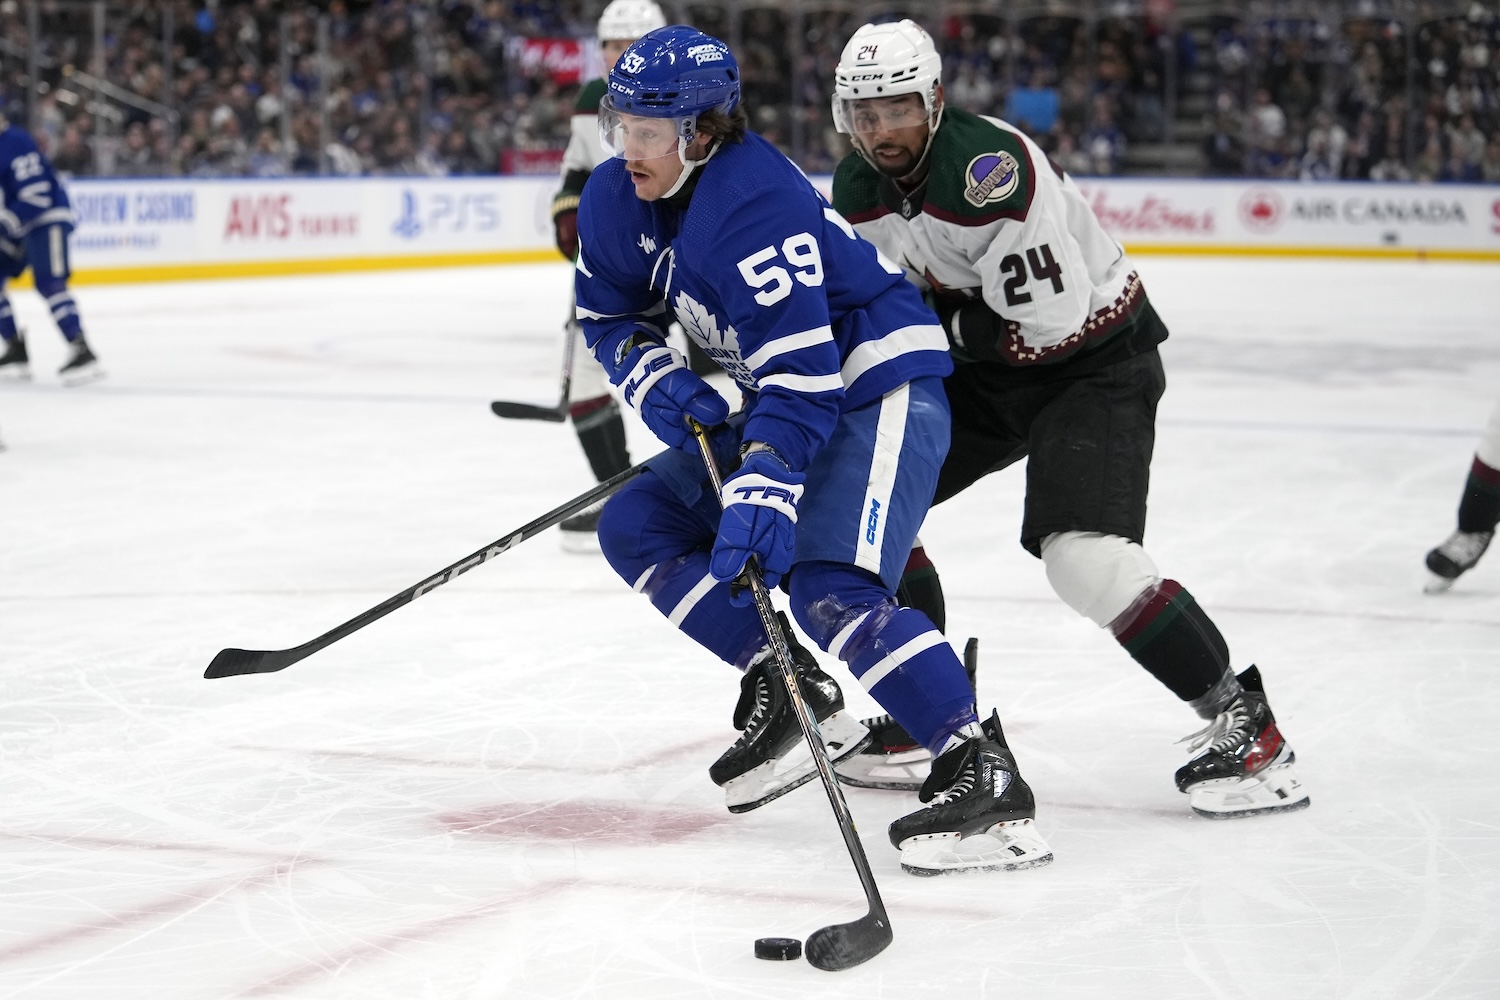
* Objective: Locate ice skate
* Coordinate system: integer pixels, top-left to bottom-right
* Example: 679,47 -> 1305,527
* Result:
835,637 -> 979,791
1175,665 -> 1309,818
887,711 -> 1052,876
558,499 -> 605,554
1424,529 -> 1492,593
709,616 -> 870,814
0,334 -> 29,380
58,337 -> 104,386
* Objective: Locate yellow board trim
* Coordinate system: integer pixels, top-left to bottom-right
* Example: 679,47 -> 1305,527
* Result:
7,242 -> 1495,289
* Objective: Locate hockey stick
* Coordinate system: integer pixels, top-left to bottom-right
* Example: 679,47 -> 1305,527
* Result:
689,419 -> 892,972
203,460 -> 648,680
490,304 -> 578,423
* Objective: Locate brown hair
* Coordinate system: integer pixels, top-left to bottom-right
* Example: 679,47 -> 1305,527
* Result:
696,105 -> 749,144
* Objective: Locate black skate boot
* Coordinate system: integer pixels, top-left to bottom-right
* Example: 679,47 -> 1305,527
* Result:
835,637 -> 980,791
1175,665 -> 1309,818
558,499 -> 605,554
0,334 -> 29,380
887,711 -> 1052,875
58,337 -> 103,386
1424,529 -> 1492,593
709,615 -> 870,814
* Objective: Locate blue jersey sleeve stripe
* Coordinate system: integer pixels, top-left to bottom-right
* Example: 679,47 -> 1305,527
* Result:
758,371 -> 845,394
742,324 -> 833,371
577,300 -> 667,321
841,323 -> 949,387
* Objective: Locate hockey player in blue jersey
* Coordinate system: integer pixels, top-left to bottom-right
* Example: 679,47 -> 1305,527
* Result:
573,26 -> 1051,875
0,115 -> 102,385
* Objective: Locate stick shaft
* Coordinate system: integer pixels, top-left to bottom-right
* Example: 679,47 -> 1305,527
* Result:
688,421 -> 890,943
205,458 -> 649,678
489,300 -> 578,421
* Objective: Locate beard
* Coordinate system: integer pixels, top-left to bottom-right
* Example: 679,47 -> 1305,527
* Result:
861,139 -> 922,181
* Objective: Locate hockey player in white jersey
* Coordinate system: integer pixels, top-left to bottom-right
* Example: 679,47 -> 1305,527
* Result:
828,20 -> 1308,820
575,25 -> 1052,874
1424,393 -> 1500,591
546,0 -> 667,552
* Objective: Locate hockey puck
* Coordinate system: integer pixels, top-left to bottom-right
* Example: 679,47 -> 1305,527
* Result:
754,937 -> 802,961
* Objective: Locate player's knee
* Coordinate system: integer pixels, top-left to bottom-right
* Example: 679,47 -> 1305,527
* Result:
787,560 -> 893,657
595,482 -> 656,570
1041,530 -> 1161,627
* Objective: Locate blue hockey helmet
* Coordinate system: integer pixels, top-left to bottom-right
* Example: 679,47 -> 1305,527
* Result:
600,26 -> 740,163
606,25 -> 740,119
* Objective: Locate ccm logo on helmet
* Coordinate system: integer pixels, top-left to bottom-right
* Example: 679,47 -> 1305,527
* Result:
847,72 -> 883,81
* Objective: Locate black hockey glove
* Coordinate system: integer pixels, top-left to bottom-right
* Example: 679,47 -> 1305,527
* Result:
934,296 -> 1010,364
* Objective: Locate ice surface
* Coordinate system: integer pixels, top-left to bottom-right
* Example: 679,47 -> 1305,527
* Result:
1,257 -> 1497,999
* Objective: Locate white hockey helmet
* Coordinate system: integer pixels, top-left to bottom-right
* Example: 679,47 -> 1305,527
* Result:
832,19 -> 944,136
597,0 -> 668,42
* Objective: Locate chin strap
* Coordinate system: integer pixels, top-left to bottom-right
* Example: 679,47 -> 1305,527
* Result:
662,138 -> 724,199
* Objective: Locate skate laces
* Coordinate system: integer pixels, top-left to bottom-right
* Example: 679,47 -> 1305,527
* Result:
731,674 -> 774,746
1178,697 -> 1252,756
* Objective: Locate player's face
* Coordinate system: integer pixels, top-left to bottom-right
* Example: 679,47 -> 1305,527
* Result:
603,110 -> 709,201
845,93 -> 933,180
601,38 -> 633,69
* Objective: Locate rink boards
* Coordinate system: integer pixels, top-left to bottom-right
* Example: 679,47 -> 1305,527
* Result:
19,173 -> 1500,288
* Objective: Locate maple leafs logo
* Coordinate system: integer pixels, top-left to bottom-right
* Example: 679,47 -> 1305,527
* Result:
672,289 -> 753,386
673,289 -> 722,347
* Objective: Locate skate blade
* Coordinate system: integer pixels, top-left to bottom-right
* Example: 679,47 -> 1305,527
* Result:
1423,571 -> 1457,594
557,529 -> 603,555
723,711 -> 871,814
0,365 -> 31,381
898,819 -> 1054,876
1189,762 -> 1310,819
60,364 -> 105,387
834,746 -> 930,791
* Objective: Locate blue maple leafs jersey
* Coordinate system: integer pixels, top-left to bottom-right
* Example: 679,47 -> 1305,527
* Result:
0,123 -> 75,240
575,131 -> 952,472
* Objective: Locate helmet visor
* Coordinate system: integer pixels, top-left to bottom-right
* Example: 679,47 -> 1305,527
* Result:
833,94 -> 932,136
599,97 -> 695,161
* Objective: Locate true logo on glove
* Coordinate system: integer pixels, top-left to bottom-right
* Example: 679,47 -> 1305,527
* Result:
731,483 -> 800,509
621,351 -> 676,406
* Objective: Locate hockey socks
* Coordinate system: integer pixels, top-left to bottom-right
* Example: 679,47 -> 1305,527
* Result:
895,543 -> 945,632
1108,580 -> 1233,706
833,601 -> 976,756
1457,456 -> 1500,534
570,395 -> 632,482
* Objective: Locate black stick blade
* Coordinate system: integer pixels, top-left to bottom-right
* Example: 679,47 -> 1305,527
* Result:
490,401 -> 567,422
204,647 -> 304,679
804,910 -> 893,972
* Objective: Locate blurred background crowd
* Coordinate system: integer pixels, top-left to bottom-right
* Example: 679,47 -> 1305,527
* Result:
1,0 -> 1496,182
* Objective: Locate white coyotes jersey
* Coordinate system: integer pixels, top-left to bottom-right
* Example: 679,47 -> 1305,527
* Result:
832,108 -> 1143,366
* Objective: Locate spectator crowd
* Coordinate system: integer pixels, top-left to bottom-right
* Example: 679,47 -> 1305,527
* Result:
1,0 -> 1496,182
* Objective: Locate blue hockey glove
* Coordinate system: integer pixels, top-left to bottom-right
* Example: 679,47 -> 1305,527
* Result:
710,448 -> 805,603
617,344 -> 728,450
